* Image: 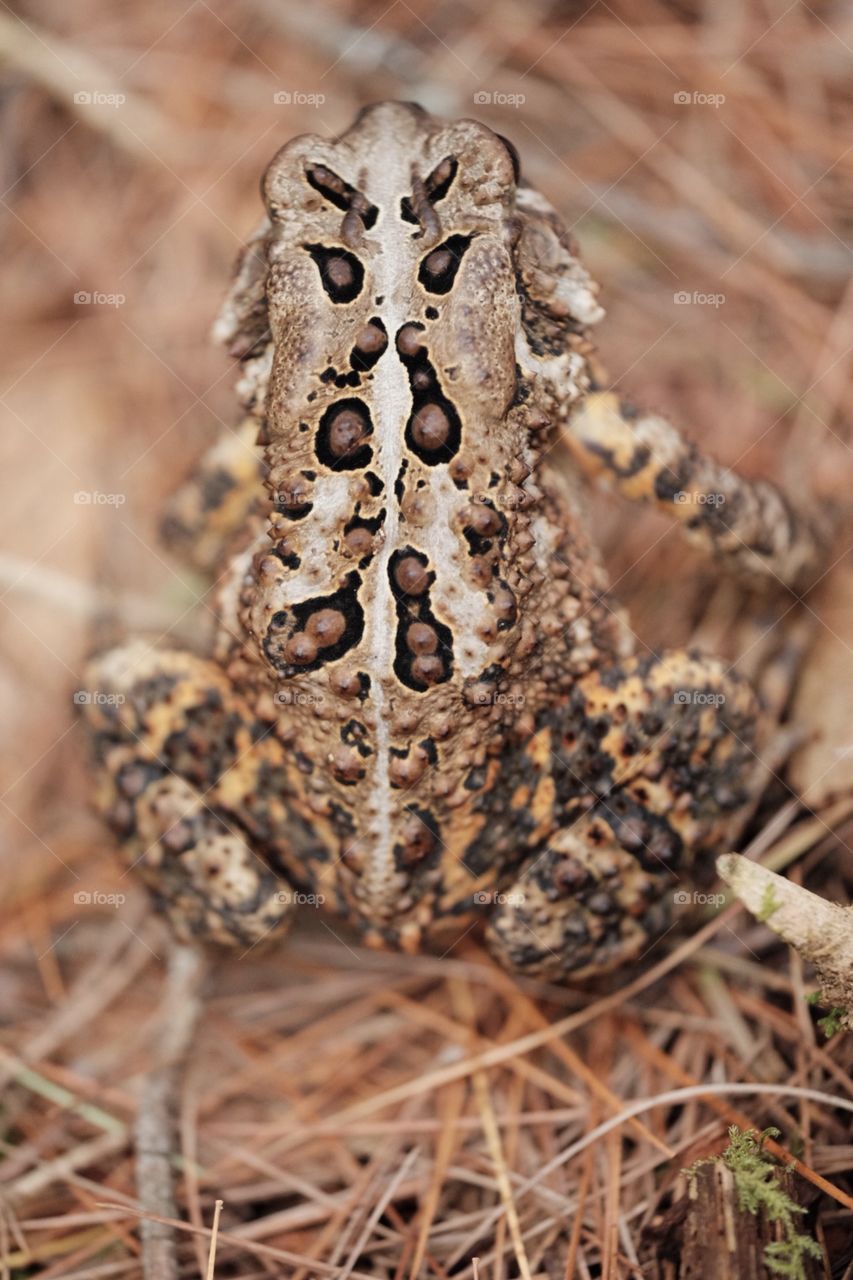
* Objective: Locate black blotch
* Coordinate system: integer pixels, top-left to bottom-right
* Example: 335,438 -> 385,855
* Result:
365,471 -> 384,496
425,306 -> 439,320
115,758 -> 164,798
490,578 -> 518,632
274,489 -> 313,520
584,438 -> 652,482
267,546 -> 302,572
476,663 -> 505,690
350,317 -> 387,372
263,572 -> 365,678
345,510 -> 385,535
328,801 -> 357,840
464,765 -> 488,791
315,397 -> 373,470
305,244 -> 364,304
463,498 -> 507,556
341,720 -> 372,758
344,510 -> 385,566
654,466 -> 687,503
400,155 -> 458,223
511,366 -> 528,406
395,459 -> 408,502
427,156 -> 458,202
305,165 -> 377,228
396,327 -> 462,467
393,805 -> 442,871
200,468 -> 236,511
388,547 -> 454,692
417,234 -> 473,295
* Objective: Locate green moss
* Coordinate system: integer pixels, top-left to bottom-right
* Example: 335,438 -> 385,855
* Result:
757,883 -> 782,923
687,1127 -> 821,1278
805,990 -> 847,1038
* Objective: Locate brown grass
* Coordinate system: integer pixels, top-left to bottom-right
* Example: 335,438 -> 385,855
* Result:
1,0 -> 852,1275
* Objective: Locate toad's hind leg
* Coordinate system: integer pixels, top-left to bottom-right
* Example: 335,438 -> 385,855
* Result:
82,641 -> 295,947
487,651 -> 764,980
161,417 -> 265,574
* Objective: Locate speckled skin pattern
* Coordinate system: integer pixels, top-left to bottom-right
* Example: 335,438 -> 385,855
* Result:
82,102 -> 824,980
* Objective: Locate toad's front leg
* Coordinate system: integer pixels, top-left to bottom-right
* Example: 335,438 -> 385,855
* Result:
486,650 -> 764,980
81,642 -> 297,948
565,391 -> 827,592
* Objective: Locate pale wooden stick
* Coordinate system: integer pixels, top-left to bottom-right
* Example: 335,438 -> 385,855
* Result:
718,853 -> 853,1032
136,943 -> 206,1280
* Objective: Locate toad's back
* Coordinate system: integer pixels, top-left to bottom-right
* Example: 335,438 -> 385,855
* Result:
212,101 -> 624,944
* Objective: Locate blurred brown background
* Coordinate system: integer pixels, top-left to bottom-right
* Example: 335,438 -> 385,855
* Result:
1,1 -> 852,1275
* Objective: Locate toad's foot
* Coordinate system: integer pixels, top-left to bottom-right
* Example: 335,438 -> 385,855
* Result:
486,649 -> 764,979
82,642 -> 295,948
